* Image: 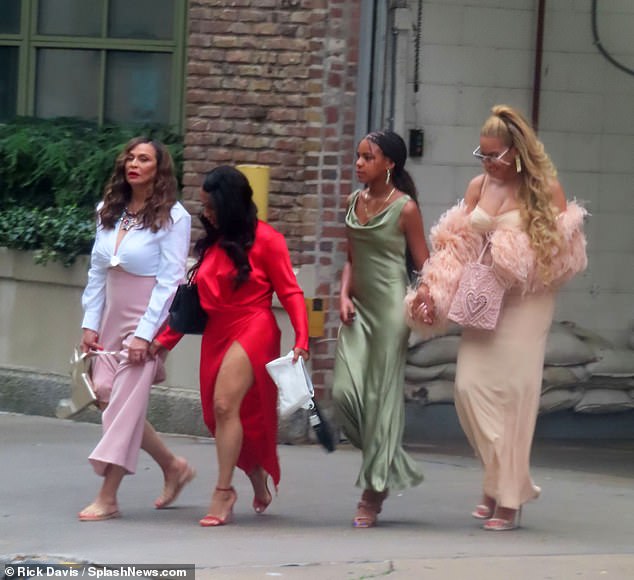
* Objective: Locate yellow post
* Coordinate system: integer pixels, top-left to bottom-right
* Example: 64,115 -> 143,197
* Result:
237,164 -> 270,222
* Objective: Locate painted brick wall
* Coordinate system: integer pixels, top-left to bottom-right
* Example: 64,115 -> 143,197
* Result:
184,0 -> 360,392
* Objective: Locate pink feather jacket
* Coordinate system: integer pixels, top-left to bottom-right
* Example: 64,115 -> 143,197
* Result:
405,201 -> 588,338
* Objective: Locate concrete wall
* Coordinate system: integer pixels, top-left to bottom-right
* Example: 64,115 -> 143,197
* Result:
398,0 -> 634,346
0,248 -> 302,391
0,247 -> 314,441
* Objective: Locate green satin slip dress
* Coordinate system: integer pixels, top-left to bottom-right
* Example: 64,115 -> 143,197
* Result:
333,191 -> 423,492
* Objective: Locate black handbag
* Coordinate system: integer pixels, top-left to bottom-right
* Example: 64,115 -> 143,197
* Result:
308,399 -> 336,453
168,281 -> 208,334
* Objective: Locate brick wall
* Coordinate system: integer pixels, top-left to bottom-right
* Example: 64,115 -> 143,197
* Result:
184,0 -> 361,392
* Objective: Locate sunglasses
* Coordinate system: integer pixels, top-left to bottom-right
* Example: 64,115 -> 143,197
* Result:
472,146 -> 511,165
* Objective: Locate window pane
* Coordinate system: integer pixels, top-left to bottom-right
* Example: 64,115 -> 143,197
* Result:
0,0 -> 21,34
38,0 -> 103,37
105,52 -> 171,125
0,47 -> 19,121
109,0 -> 174,40
35,49 -> 100,120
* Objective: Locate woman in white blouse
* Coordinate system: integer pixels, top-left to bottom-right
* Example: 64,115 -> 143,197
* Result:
78,137 -> 195,521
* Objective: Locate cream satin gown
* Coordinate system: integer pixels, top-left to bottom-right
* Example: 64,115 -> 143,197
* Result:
454,206 -> 552,508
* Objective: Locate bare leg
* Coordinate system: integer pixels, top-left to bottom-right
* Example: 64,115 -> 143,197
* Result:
79,401 -> 124,520
248,465 -> 272,513
142,421 -> 196,509
78,463 -> 125,520
203,341 -> 253,522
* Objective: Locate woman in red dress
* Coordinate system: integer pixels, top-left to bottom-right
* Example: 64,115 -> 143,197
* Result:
152,165 -> 309,526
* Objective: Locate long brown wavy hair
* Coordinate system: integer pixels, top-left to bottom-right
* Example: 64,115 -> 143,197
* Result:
98,137 -> 178,232
481,105 -> 563,284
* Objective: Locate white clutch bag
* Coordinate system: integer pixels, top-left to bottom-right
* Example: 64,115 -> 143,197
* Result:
265,350 -> 314,417
56,347 -> 114,419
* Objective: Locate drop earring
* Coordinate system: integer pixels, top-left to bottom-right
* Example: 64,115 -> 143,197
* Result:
515,155 -> 522,173
385,168 -> 391,184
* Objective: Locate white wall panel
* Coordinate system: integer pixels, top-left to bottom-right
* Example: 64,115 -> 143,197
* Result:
402,0 -> 634,346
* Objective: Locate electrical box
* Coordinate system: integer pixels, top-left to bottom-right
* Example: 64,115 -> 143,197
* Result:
409,129 -> 424,158
305,297 -> 326,337
236,164 -> 270,221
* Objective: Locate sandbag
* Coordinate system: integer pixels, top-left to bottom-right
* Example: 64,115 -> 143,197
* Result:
421,380 -> 455,405
574,389 -> 634,414
586,349 -> 634,378
581,377 -> 634,390
408,322 -> 461,349
404,379 -> 455,404
542,365 -> 591,391
539,387 -> 584,414
404,363 -> 456,383
407,335 -> 461,367
544,325 -> 597,366
558,320 -> 614,349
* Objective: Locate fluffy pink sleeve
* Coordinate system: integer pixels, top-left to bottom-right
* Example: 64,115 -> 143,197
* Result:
490,201 -> 588,293
405,203 -> 481,337
549,201 -> 588,287
405,200 -> 588,336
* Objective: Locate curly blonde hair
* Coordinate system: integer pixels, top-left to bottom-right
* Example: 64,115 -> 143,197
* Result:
481,105 -> 563,285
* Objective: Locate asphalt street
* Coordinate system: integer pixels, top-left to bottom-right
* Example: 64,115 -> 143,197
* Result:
1,412 -> 633,579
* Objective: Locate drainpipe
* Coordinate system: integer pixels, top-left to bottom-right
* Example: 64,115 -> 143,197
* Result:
531,0 -> 546,131
389,6 -> 411,136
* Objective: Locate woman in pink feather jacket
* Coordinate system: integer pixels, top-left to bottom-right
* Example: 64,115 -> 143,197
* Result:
408,105 -> 587,531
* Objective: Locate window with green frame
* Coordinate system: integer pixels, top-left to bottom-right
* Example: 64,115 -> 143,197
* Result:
0,0 -> 187,129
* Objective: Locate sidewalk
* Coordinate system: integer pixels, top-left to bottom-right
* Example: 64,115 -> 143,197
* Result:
1,413 -> 633,579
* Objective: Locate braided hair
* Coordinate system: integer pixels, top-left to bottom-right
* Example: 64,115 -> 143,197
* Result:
365,130 -> 419,205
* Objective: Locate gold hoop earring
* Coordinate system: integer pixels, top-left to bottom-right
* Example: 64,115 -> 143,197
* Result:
385,168 -> 391,184
515,155 -> 522,173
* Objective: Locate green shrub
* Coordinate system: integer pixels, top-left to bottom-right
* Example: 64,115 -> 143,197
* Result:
0,117 -> 183,265
0,205 -> 95,267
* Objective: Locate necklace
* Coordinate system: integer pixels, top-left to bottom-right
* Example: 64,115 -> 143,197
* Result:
120,208 -> 140,231
362,187 -> 396,219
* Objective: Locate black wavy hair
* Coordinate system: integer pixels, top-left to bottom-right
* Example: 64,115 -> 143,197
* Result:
192,165 -> 258,289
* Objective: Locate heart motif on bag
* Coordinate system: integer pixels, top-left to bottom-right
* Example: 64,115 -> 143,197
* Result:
447,240 -> 505,331
465,291 -> 488,318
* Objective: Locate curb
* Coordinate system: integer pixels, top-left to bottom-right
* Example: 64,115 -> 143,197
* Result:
0,366 -> 314,444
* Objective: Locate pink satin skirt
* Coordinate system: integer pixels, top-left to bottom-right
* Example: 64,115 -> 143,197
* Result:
88,268 -> 166,476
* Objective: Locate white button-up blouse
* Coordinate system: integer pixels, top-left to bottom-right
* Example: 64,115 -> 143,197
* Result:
81,201 -> 191,342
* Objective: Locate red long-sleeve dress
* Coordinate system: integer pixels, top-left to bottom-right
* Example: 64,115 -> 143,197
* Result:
156,221 -> 309,486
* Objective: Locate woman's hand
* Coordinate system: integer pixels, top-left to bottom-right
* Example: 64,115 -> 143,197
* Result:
340,296 -> 356,325
80,329 -> 102,353
128,337 -> 150,364
148,339 -> 166,358
292,347 -> 310,363
412,283 -> 435,325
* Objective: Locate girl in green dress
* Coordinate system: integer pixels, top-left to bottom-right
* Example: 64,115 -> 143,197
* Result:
333,130 -> 431,528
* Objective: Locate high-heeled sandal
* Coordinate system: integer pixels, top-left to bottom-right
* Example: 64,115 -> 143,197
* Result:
252,479 -> 272,514
471,495 -> 496,520
482,507 -> 522,531
249,468 -> 272,514
199,486 -> 237,527
471,504 -> 494,520
352,489 -> 388,528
